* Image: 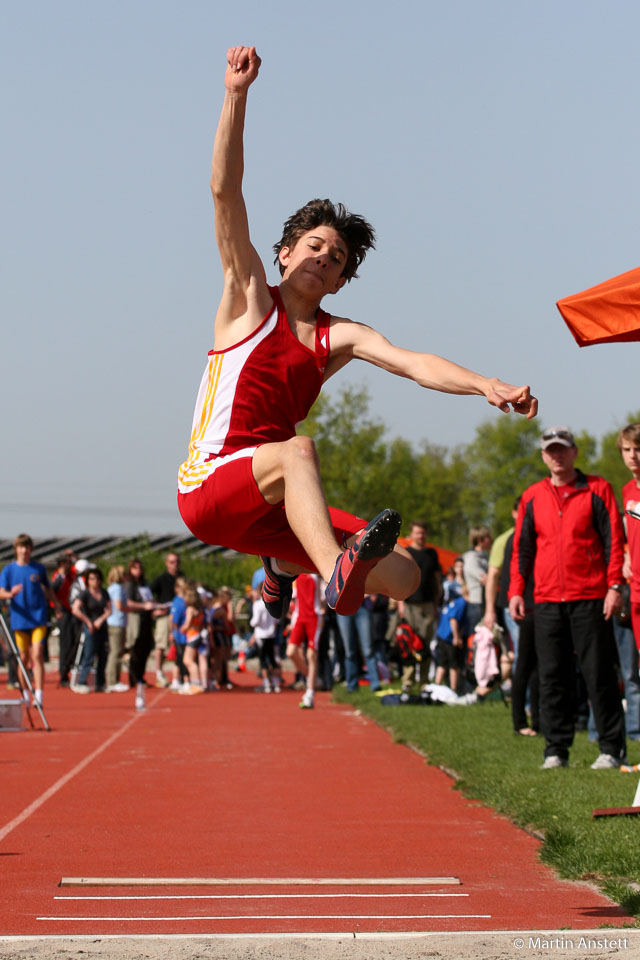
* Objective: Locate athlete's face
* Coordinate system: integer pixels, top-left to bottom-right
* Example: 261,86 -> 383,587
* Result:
621,442 -> 640,478
279,226 -> 348,297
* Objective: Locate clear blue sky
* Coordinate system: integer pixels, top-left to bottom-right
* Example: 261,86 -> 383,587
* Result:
3,0 -> 640,537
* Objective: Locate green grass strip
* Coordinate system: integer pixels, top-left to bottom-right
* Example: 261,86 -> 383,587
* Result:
333,685 -> 640,923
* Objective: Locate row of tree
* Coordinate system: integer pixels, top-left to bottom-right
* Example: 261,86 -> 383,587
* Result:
300,385 -> 639,554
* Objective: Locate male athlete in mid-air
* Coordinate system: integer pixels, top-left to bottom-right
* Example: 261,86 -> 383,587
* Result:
177,45 -> 538,620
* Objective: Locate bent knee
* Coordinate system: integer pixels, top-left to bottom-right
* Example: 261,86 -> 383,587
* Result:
284,434 -> 318,463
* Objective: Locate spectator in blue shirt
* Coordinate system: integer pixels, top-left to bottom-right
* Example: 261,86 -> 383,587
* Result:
169,577 -> 188,691
0,533 -> 61,706
435,586 -> 468,693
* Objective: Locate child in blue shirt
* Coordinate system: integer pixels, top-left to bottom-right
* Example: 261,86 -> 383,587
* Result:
169,577 -> 188,690
435,586 -> 467,693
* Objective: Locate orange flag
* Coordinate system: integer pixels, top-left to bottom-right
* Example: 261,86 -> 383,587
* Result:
557,265 -> 640,346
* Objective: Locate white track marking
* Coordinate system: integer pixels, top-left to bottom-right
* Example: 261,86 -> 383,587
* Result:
55,893 -> 470,901
38,914 -> 491,921
0,692 -> 168,844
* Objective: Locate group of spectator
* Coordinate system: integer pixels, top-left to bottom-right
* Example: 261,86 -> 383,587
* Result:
281,421 -> 639,772
0,548 -> 234,710
425,423 -> 640,772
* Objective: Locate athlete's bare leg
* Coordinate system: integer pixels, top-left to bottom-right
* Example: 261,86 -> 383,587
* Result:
286,643 -> 308,679
348,537 -> 418,600
253,436 -> 342,579
307,647 -> 318,692
32,644 -> 44,693
253,436 -> 419,599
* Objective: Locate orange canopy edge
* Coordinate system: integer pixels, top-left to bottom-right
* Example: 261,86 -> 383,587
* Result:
557,265 -> 640,347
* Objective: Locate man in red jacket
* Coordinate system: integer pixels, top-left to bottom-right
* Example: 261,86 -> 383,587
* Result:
509,426 -> 626,770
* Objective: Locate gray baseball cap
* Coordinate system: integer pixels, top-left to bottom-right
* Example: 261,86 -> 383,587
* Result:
540,426 -> 575,450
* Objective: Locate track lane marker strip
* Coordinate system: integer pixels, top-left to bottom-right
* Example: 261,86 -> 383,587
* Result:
59,876 -> 460,887
0,692 -> 168,845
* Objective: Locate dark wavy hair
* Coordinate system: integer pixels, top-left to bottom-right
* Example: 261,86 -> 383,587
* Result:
273,199 -> 376,282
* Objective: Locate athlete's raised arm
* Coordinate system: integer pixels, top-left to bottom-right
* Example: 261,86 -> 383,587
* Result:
212,45 -> 272,335
326,319 -> 538,418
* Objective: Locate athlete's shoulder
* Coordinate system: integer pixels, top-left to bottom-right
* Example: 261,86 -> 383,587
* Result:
326,314 -> 380,354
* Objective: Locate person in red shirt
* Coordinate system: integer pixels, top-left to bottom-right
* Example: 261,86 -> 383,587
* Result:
51,553 -> 76,686
288,574 -> 325,710
619,423 -> 640,653
509,426 -> 626,770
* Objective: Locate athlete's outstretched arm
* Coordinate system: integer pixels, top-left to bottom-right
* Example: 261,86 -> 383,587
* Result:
212,45 -> 271,326
327,319 -> 538,418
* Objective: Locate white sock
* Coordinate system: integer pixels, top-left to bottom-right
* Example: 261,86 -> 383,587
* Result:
270,558 -> 294,578
35,689 -> 43,705
22,689 -> 31,704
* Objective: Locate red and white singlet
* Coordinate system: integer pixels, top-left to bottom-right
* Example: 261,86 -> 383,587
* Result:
178,286 -> 330,495
177,284 -> 365,565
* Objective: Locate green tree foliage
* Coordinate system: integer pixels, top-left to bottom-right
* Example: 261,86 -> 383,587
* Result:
459,416 -> 546,536
411,444 -> 469,548
97,537 -> 258,593
298,386 -> 392,519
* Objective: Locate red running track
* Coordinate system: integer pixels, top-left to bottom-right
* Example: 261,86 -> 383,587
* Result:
0,674 -> 632,936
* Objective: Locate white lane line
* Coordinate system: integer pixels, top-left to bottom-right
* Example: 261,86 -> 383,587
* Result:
0,691 -> 168,844
38,914 -> 491,921
55,893 -> 470,901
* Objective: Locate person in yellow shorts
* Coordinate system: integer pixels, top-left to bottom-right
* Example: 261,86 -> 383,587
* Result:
0,534 -> 61,706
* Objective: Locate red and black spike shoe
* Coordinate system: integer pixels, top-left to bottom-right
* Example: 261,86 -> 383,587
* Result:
260,556 -> 297,620
325,509 -> 401,616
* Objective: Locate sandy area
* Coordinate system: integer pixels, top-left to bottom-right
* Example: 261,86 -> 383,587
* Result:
1,931 -> 639,960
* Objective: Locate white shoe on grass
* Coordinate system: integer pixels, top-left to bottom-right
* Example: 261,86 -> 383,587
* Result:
590,753 -> 621,770
540,755 -> 568,769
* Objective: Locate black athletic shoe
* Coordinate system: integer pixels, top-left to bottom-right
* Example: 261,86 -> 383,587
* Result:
260,556 -> 296,619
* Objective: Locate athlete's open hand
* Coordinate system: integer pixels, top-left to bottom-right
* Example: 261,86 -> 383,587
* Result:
485,379 -> 538,419
225,45 -> 261,92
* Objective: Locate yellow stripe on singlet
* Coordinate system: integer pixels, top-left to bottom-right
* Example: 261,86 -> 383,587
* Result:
179,354 -> 224,486
195,354 -> 223,444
